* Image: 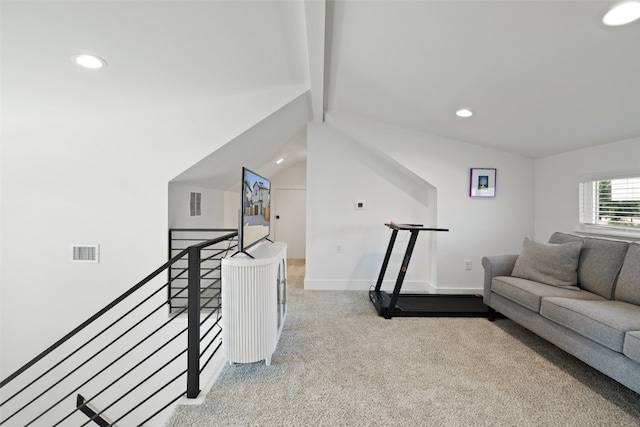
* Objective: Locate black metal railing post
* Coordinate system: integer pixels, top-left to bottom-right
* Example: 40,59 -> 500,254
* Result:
186,246 -> 201,398
76,394 -> 110,427
1,229 -> 237,425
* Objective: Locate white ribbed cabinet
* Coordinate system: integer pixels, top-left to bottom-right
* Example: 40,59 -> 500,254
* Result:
221,242 -> 287,366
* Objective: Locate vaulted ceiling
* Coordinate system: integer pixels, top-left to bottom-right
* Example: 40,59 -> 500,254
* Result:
323,1 -> 640,158
3,1 -> 639,188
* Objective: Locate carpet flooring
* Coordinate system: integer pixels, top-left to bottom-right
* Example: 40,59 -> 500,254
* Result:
167,259 -> 640,426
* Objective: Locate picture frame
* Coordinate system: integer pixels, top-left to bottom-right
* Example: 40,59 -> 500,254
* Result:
470,168 -> 496,197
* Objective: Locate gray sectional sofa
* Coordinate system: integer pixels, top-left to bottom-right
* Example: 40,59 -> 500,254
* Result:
482,232 -> 640,394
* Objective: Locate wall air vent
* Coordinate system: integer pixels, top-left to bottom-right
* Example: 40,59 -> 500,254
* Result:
190,192 -> 202,216
72,245 -> 99,263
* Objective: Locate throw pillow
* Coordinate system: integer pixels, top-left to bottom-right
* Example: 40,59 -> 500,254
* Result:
511,238 -> 583,288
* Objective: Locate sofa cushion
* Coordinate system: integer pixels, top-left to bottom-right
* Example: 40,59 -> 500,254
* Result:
548,232 -> 629,299
623,331 -> 640,364
615,243 -> 640,305
492,276 -> 604,313
540,297 -> 640,353
511,238 -> 582,288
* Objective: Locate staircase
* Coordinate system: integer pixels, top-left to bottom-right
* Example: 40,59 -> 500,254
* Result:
0,229 -> 237,426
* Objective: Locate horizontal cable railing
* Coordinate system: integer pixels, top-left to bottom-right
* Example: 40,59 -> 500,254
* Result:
169,229 -> 236,314
0,229 -> 237,426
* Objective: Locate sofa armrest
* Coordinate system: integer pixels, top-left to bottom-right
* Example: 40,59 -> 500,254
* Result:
482,255 -> 519,306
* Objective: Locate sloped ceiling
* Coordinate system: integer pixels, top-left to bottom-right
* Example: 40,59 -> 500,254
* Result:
171,92 -> 310,191
178,0 -> 640,188
3,0 -> 639,190
1,0 -> 311,190
324,0 -> 640,158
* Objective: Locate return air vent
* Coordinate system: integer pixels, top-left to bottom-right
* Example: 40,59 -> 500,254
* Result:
190,192 -> 202,217
72,245 -> 99,263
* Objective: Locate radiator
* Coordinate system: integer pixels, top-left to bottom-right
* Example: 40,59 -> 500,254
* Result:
222,242 -> 287,366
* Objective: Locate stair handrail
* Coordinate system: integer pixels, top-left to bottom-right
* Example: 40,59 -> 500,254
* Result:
1,248 -> 189,390
0,228 -> 238,426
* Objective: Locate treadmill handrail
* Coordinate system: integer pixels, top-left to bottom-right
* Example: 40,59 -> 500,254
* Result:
374,222 -> 448,318
385,222 -> 449,232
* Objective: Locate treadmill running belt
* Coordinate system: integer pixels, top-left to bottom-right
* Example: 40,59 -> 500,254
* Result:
394,294 -> 486,313
370,290 -> 488,318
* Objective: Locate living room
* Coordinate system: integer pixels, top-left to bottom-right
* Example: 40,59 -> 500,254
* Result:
2,1 -> 639,424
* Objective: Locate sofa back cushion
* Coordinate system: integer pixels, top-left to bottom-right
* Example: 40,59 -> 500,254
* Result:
615,243 -> 640,305
548,232 -> 628,299
511,238 -> 582,288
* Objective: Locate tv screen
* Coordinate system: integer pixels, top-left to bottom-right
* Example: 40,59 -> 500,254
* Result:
240,167 -> 271,252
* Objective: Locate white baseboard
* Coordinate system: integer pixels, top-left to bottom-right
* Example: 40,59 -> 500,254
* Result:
146,342 -> 227,426
303,279 -> 429,292
177,344 -> 227,406
432,285 -> 484,295
303,278 -> 482,295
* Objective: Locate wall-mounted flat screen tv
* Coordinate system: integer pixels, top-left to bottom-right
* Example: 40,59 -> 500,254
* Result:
240,167 -> 271,252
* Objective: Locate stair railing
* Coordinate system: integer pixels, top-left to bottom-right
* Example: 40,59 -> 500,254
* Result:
0,228 -> 237,426
168,229 -> 234,314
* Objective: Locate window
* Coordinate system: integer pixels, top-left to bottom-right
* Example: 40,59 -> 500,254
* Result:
579,176 -> 640,232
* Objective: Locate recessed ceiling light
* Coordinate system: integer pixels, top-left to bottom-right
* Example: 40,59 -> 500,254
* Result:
603,1 -> 640,26
276,158 -> 285,165
456,108 -> 474,118
71,54 -> 107,69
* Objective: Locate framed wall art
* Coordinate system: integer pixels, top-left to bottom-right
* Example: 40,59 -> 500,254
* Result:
470,168 -> 496,197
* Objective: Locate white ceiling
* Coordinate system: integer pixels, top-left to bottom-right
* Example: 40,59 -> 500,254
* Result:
172,92 -> 310,191
2,0 -> 639,189
325,0 -> 640,158
1,1 -> 311,189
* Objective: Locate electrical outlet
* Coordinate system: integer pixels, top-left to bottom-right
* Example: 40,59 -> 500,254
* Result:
464,260 -> 472,271
336,244 -> 343,254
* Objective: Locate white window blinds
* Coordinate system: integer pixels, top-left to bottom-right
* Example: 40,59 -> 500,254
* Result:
579,177 -> 640,230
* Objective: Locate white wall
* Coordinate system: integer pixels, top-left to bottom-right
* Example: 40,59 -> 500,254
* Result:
0,0 -> 310,396
534,136 -> 640,242
270,160 -> 307,257
306,114 -> 535,293
271,159 -> 307,188
168,183 -> 238,230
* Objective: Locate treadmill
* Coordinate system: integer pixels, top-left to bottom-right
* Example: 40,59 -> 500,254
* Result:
369,223 -> 488,319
